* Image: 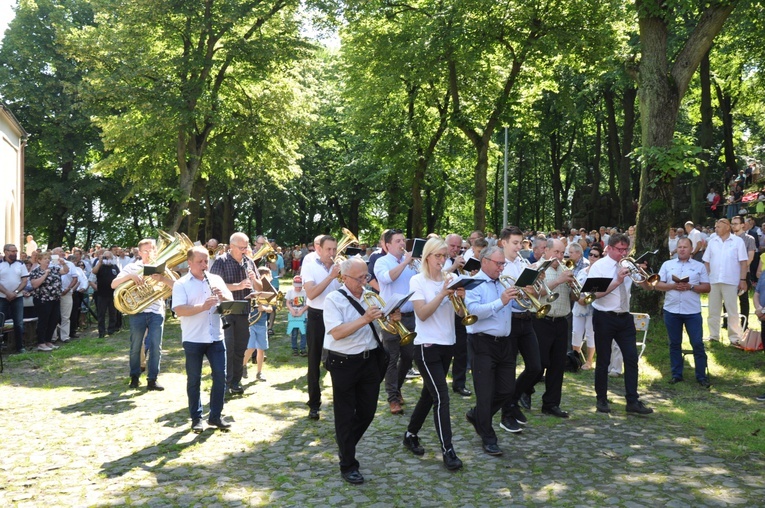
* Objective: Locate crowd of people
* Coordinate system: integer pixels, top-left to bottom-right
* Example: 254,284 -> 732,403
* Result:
3,218 -> 765,485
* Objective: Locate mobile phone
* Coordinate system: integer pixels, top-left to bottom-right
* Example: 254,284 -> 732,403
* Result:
51,254 -> 60,261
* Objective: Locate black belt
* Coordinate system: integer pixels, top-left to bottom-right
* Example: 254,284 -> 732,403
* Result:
473,332 -> 510,341
512,312 -> 534,320
542,315 -> 568,322
307,307 -> 323,314
401,311 -> 414,317
596,309 -> 630,316
327,349 -> 376,360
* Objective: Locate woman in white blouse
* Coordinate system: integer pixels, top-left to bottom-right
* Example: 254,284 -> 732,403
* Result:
402,238 -> 465,471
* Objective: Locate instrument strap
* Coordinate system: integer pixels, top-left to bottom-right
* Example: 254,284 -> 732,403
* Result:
337,289 -> 383,349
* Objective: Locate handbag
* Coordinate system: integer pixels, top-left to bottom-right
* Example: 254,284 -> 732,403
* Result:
337,289 -> 390,382
738,329 -> 764,352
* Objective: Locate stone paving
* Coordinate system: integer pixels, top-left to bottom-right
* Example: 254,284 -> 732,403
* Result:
2,323 -> 765,507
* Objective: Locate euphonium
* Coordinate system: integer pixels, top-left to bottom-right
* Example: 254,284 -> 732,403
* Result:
498,275 -> 551,319
619,257 -> 659,286
252,242 -> 277,263
442,271 -> 477,326
113,231 -> 194,315
247,291 -> 276,326
562,259 -> 596,305
333,227 -> 360,281
362,291 -> 416,345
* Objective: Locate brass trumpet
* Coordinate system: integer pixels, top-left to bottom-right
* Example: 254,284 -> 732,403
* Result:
442,271 -> 477,326
498,275 -> 551,319
619,257 -> 659,286
362,291 -> 416,345
562,259 -> 596,305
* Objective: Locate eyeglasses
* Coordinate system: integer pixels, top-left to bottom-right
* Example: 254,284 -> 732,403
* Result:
611,246 -> 629,253
231,245 -> 248,251
344,273 -> 371,284
487,258 -> 506,268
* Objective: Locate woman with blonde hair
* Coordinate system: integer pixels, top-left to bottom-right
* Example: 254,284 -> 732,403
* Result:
403,238 -> 465,471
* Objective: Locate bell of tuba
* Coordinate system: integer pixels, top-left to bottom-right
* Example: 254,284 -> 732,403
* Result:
442,271 -> 477,326
114,231 -> 194,315
252,242 -> 277,263
363,291 -> 416,345
619,257 -> 660,286
499,275 -> 551,319
333,228 -> 360,281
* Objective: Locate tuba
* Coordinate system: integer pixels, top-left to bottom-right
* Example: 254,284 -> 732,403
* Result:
114,231 -> 194,315
562,259 -> 596,305
499,275 -> 551,319
619,257 -> 660,286
442,271 -> 477,326
252,242 -> 277,263
333,227 -> 360,281
362,291 -> 416,345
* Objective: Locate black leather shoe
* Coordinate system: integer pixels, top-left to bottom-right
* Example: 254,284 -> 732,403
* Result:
442,449 -> 463,471
519,393 -> 532,410
147,380 -> 164,391
507,404 -> 527,425
668,377 -> 684,384
129,375 -> 139,389
698,379 -> 712,389
191,419 -> 204,433
482,443 -> 503,456
596,399 -> 611,413
403,432 -> 425,455
625,401 -> 654,415
341,470 -> 364,484
308,409 -> 320,420
207,417 -> 232,430
465,408 -> 479,435
453,386 -> 472,397
542,406 -> 570,418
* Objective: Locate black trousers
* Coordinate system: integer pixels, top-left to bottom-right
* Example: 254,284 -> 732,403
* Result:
502,316 -> 541,417
306,308 -> 325,410
223,314 -> 249,388
529,316 -> 568,409
451,316 -> 469,390
70,290 -> 84,333
326,350 -> 380,474
382,313 -> 415,402
409,344 -> 454,453
593,310 -> 639,403
470,333 -> 514,445
96,294 -> 118,336
34,298 -> 60,344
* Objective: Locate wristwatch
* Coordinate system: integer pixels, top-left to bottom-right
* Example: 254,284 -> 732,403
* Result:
689,284 -> 695,291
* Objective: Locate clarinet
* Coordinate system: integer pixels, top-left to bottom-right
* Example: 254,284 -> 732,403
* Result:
203,272 -> 230,329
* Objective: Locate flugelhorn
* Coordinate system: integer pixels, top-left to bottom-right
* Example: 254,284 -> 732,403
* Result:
442,271 -> 477,326
618,257 -> 659,286
498,275 -> 551,319
562,259 -> 595,305
533,272 -> 559,303
362,291 -> 416,345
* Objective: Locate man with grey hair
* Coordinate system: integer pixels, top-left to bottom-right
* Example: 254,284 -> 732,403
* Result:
528,238 -> 546,264
567,242 -> 589,276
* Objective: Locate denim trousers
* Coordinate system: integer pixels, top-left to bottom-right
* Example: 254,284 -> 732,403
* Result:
664,310 -> 708,382
291,328 -> 306,351
129,312 -> 165,380
183,340 -> 227,421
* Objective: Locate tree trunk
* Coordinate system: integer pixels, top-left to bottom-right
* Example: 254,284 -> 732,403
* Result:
714,80 -> 738,174
694,51 -> 714,224
473,141 -> 490,230
411,156 -> 426,237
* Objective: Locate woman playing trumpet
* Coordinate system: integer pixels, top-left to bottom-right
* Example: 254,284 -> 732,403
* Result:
403,238 -> 464,471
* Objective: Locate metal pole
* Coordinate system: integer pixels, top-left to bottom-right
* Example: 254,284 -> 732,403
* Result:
503,126 -> 508,228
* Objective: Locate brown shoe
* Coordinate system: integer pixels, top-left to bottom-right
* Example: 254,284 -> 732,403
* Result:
389,400 -> 403,415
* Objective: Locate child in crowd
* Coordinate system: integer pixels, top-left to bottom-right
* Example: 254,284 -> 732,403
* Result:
286,276 -> 308,356
243,267 -> 273,382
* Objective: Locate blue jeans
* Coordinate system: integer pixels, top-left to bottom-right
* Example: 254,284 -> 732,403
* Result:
183,340 -> 227,421
129,312 -> 164,380
664,310 -> 708,382
291,328 -> 306,351
0,296 -> 25,350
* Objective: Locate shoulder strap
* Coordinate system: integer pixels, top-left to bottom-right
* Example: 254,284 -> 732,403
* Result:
337,289 -> 382,347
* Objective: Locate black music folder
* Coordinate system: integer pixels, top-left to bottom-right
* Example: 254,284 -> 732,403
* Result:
634,249 -> 659,264
382,292 -> 414,316
411,238 -> 427,258
581,277 -> 613,293
216,300 -> 250,315
344,246 -> 363,257
462,257 -> 481,272
143,262 -> 166,276
514,267 -> 540,287
447,275 -> 486,291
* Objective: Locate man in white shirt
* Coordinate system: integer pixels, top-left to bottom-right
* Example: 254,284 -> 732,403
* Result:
654,238 -> 711,387
374,229 -> 418,415
463,230 -> 485,261
323,257 -> 387,485
302,234 -> 340,420
24,235 -> 37,256
1,244 -> 29,352
703,218 -> 749,345
172,246 -> 233,433
52,247 -> 78,344
588,233 -> 653,415
685,221 -> 706,262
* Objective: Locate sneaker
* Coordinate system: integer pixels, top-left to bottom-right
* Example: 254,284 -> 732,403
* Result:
36,345 -> 53,352
755,393 -> 765,402
308,408 -> 320,420
499,416 -> 522,433
403,432 -> 425,455
507,404 -> 527,425
207,417 -> 232,430
46,343 -> 59,350
191,419 -> 204,433
625,400 -> 654,415
405,368 -> 420,379
292,350 -> 299,357
442,449 -> 463,471
299,350 -> 308,357
256,372 -> 266,382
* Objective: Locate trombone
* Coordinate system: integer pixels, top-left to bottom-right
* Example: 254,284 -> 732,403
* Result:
562,259 -> 596,305
618,257 -> 660,286
442,271 -> 478,326
362,291 -> 416,345
498,275 -> 551,319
